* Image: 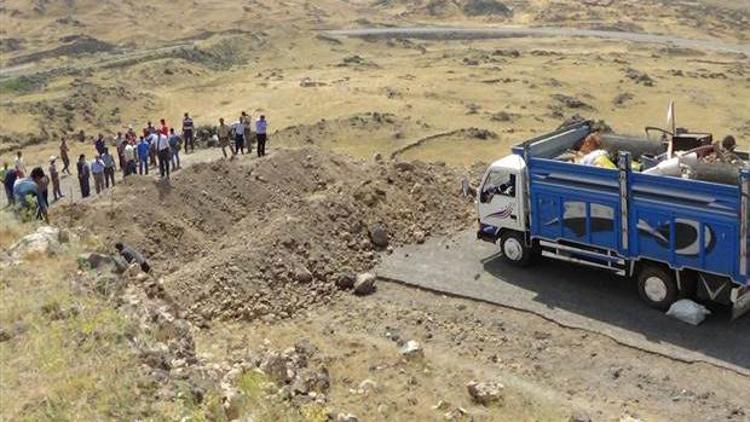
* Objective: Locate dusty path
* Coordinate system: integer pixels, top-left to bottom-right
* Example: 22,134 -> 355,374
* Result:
324,26 -> 750,55
376,229 -> 750,376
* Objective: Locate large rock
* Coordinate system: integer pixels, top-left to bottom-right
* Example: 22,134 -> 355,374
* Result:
353,273 -> 377,296
466,380 -> 504,405
79,252 -> 129,274
3,226 -> 63,265
369,224 -> 389,248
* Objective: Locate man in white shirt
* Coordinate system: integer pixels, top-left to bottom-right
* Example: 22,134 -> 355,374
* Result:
123,141 -> 136,177
233,117 -> 246,155
256,115 -> 268,157
156,133 -> 171,179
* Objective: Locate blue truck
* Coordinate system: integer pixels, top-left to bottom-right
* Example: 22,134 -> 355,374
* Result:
476,121 -> 750,318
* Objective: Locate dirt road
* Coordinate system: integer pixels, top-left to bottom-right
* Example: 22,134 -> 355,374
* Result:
377,229 -> 750,376
324,26 -> 750,55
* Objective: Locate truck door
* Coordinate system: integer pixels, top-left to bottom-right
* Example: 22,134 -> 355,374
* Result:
477,167 -> 524,233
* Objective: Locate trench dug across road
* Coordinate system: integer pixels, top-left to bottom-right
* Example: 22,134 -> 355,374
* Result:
375,229 -> 750,377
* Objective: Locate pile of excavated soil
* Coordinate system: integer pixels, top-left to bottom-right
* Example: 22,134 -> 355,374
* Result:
58,148 -> 475,325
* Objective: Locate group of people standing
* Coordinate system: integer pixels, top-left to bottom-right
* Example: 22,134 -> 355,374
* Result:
217,112 -> 269,159
2,111 -> 270,221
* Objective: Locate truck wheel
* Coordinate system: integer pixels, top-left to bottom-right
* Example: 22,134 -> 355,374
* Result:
500,231 -> 532,267
637,265 -> 678,310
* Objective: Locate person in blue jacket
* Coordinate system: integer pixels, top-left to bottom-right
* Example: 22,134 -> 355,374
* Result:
137,136 -> 150,175
13,167 -> 48,222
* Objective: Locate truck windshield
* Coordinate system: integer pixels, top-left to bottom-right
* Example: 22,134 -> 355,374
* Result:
482,170 -> 516,201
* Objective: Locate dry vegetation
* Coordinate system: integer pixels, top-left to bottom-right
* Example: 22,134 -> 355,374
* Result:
2,0 -> 750,420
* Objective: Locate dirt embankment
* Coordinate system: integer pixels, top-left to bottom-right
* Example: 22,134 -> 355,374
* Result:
58,147 -> 475,325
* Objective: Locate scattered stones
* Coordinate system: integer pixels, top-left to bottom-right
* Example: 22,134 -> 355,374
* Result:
369,224 -> 389,248
413,230 -> 426,244
400,340 -> 424,359
0,327 -> 13,342
613,92 -> 634,106
353,273 -> 377,296
336,272 -> 356,290
552,94 -> 595,111
293,266 -> 314,284
624,67 -> 655,86
358,378 -> 379,394
300,77 -> 327,87
466,380 -> 504,405
336,413 -> 359,422
569,410 -> 593,422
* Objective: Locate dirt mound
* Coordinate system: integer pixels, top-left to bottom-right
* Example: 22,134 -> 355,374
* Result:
57,148 -> 474,325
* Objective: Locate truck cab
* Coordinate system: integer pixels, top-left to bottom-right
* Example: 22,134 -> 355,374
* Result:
476,154 -> 531,264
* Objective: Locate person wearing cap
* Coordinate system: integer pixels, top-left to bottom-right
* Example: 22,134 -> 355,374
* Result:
102,147 -> 116,188
256,114 -> 268,157
49,156 -> 63,201
91,154 -> 106,194
60,137 -> 71,175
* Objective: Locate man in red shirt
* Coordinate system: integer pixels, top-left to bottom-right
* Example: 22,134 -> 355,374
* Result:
159,119 -> 169,136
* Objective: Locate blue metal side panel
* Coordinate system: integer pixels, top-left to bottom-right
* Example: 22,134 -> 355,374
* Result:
630,173 -> 743,284
528,158 -> 621,250
527,157 -> 747,285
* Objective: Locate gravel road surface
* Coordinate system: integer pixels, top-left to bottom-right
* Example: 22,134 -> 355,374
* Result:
377,229 -> 750,376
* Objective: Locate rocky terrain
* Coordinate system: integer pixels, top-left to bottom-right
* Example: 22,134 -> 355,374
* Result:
2,0 -> 750,420
57,148 -> 476,326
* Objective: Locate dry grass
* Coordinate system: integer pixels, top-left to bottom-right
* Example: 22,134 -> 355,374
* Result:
0,240 -> 153,420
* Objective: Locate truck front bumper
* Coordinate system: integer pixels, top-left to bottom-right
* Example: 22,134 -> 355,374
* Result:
477,223 -> 498,244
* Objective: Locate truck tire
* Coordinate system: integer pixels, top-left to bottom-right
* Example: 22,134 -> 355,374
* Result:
637,265 -> 678,310
500,231 -> 533,267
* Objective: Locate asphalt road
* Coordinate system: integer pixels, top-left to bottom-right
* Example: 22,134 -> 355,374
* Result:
324,26 -> 750,55
376,229 -> 750,376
